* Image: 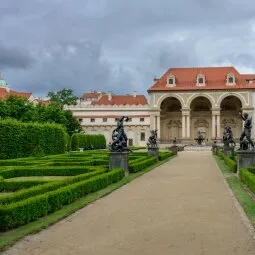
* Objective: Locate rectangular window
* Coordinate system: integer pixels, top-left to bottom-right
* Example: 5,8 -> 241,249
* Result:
90,118 -> 95,123
168,78 -> 174,84
78,118 -> 83,123
140,132 -> 145,141
140,118 -> 145,122
128,139 -> 133,146
103,118 -> 107,122
115,118 -> 119,122
198,77 -> 204,84
228,77 -> 234,83
129,118 -> 132,122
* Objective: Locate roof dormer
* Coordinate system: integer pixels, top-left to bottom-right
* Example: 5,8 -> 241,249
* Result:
226,73 -> 236,86
166,74 -> 176,87
196,74 -> 206,86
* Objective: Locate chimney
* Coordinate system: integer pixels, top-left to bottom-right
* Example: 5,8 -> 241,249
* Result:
153,76 -> 159,82
108,92 -> 112,101
133,91 -> 137,98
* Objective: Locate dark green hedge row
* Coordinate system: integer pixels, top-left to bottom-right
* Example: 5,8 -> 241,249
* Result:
0,166 -> 106,179
0,168 -> 124,230
71,133 -> 106,151
224,156 -> 237,173
246,168 -> 255,175
0,169 -> 106,205
216,150 -> 224,159
0,119 -> 67,159
0,180 -> 49,192
129,156 -> 150,164
129,157 -> 157,173
240,169 -> 255,194
158,152 -> 174,161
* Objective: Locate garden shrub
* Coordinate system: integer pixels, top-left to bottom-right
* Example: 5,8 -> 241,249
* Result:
129,157 -> 157,173
31,145 -> 45,158
71,133 -> 106,151
240,169 -> 255,194
158,152 -> 174,161
0,119 -> 67,159
0,168 -> 107,204
224,156 -> 237,173
0,168 -> 124,230
216,150 -> 224,159
0,165 -> 106,179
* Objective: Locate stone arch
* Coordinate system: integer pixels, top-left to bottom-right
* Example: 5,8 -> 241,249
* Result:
217,92 -> 245,108
156,93 -> 185,109
187,94 -> 215,109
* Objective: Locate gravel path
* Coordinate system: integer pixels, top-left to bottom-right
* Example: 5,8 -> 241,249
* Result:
3,151 -> 255,255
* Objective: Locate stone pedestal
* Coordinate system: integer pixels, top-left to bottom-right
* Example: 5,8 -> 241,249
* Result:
237,150 -> 255,174
212,145 -> 218,155
169,145 -> 178,155
109,152 -> 129,176
148,147 -> 159,160
224,147 -> 234,157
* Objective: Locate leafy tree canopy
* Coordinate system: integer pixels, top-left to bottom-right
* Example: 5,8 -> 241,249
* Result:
47,88 -> 78,107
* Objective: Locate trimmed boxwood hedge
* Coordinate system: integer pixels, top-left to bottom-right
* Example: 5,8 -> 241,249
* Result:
158,152 -> 174,161
0,169 -> 106,205
0,166 -> 106,179
0,119 -> 67,159
240,169 -> 255,194
224,156 -> 237,173
0,168 -> 124,230
129,157 -> 157,173
71,133 -> 106,151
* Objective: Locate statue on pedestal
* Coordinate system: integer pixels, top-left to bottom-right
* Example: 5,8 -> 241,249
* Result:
223,126 -> 236,148
195,131 -> 204,145
109,116 -> 130,152
238,112 -> 254,150
147,130 -> 158,148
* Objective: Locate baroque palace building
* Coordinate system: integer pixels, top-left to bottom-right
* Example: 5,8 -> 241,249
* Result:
66,66 -> 255,147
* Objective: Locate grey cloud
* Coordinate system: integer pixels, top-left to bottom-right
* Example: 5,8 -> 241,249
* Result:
0,44 -> 35,69
1,0 -> 255,97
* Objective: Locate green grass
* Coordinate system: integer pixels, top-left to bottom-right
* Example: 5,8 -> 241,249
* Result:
0,155 -> 175,251
214,155 -> 255,226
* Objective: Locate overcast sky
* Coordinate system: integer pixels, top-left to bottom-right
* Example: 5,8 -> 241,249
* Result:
1,0 -> 255,97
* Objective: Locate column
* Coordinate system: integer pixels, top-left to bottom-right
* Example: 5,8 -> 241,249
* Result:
216,114 -> 221,138
156,115 -> 161,139
182,114 -> 186,138
186,114 -> 190,138
212,114 -> 216,138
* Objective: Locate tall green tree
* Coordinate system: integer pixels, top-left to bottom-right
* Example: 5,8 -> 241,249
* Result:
47,88 -> 78,106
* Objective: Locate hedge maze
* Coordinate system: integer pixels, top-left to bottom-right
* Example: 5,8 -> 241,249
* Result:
0,150 -> 173,231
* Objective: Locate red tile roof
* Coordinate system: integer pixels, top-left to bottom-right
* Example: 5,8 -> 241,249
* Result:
92,94 -> 148,105
0,88 -> 32,100
81,91 -> 103,99
148,66 -> 255,91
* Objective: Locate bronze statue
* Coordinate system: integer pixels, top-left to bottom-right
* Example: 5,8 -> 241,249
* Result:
147,129 -> 158,148
195,131 -> 204,145
223,126 -> 236,148
238,111 -> 254,150
109,116 -> 131,152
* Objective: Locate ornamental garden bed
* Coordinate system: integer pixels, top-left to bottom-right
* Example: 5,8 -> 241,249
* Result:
0,150 -> 174,232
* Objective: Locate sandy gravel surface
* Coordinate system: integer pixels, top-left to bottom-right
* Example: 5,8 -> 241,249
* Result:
2,151 -> 255,255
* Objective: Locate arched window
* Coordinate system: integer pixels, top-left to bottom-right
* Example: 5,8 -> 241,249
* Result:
226,73 -> 236,85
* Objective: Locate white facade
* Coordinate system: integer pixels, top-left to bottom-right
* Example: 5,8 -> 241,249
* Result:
66,103 -> 151,147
